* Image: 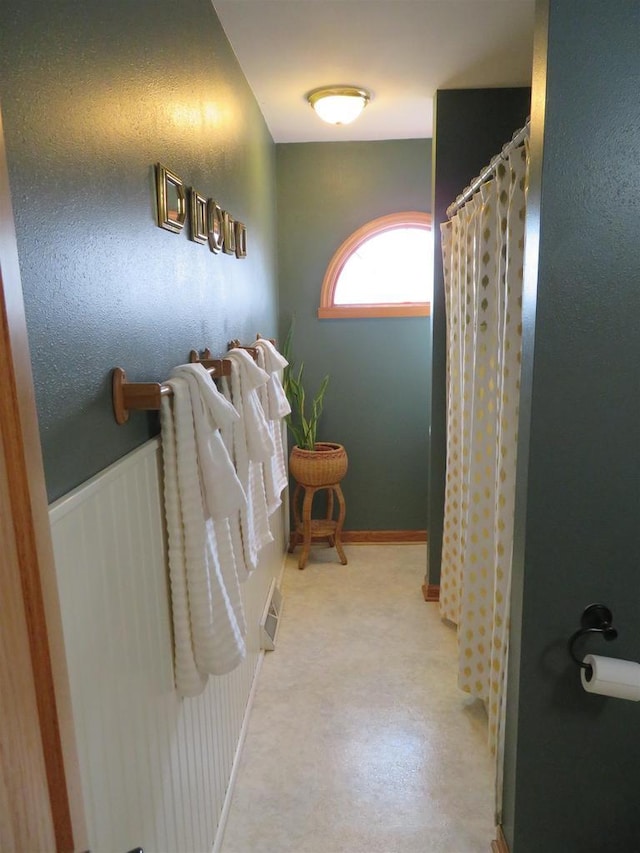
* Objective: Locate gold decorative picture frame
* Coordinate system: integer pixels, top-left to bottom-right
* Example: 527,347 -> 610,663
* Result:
189,189 -> 208,244
153,163 -> 245,261
207,200 -> 224,254
155,163 -> 186,233
234,221 -> 247,258
223,211 -> 236,256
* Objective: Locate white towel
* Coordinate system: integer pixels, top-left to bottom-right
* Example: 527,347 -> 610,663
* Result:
254,338 -> 291,419
170,362 -> 248,625
222,350 -> 274,570
217,386 -> 252,581
159,387 -> 205,698
211,515 -> 247,643
171,363 -> 246,521
160,377 -> 246,697
226,349 -> 274,461
253,341 -> 290,513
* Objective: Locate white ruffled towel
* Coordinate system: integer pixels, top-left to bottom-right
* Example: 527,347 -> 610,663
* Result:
253,338 -> 290,513
172,362 -> 250,583
222,348 -> 275,574
160,365 -> 248,697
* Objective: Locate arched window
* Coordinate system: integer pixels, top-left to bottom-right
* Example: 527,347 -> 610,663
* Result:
318,211 -> 433,319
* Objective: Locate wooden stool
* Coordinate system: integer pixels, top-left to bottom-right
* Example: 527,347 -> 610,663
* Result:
288,482 -> 347,570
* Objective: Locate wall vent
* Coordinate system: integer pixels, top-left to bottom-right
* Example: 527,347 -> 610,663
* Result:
260,579 -> 283,651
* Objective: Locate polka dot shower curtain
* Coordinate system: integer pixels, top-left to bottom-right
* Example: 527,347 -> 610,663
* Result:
439,141 -> 529,819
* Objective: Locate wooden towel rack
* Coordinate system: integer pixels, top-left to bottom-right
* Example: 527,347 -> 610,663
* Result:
112,357 -> 231,425
113,335 -> 278,424
191,336 -> 276,364
227,339 -> 259,359
226,335 -> 277,359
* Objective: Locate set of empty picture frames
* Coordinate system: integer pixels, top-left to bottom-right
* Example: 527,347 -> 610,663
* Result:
155,163 -> 247,258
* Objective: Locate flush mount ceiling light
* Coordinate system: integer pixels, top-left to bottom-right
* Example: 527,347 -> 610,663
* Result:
306,86 -> 371,126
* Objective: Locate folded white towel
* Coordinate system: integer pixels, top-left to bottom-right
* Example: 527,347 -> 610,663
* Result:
270,420 -> 289,509
249,458 -> 274,543
212,516 -> 246,638
170,363 -> 248,621
216,385 -> 252,581
253,344 -> 289,514
160,387 -> 206,698
254,338 -> 291,420
254,337 -> 288,371
171,363 -> 246,522
172,361 -> 239,426
222,353 -> 274,570
225,349 -> 274,462
161,377 -> 246,697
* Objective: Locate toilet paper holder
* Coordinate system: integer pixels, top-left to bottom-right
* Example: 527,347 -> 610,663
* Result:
568,603 -> 618,671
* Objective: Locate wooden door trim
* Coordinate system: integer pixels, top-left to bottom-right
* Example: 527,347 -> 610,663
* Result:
0,105 -> 87,851
491,825 -> 510,852
421,583 -> 440,602
341,529 -> 427,543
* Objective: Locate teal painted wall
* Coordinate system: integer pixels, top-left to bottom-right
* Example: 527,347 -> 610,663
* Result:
0,0 -> 277,501
276,140 -> 431,531
428,87 -> 531,586
504,2 -> 640,850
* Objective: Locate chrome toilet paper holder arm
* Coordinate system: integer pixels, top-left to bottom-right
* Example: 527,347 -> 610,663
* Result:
568,603 -> 618,671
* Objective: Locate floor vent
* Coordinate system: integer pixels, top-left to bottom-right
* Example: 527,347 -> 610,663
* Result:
260,579 -> 283,651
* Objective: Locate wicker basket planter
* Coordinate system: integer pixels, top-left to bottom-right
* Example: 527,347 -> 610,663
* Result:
289,442 -> 348,487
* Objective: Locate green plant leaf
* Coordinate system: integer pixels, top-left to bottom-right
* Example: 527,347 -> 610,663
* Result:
282,320 -> 330,450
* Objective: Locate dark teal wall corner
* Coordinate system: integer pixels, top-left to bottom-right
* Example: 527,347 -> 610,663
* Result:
276,140 -> 432,531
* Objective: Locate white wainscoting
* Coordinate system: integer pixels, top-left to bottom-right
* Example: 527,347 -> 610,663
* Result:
49,439 -> 285,853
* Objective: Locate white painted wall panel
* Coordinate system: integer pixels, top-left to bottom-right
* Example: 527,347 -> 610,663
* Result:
49,439 -> 284,853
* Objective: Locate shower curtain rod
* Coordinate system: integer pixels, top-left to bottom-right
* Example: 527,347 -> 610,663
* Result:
446,119 -> 530,219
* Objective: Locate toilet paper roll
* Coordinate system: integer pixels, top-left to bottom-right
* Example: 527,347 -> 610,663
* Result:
581,654 -> 640,701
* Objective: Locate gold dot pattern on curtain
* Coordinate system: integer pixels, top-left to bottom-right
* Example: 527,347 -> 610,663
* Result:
438,143 -> 529,767
493,142 -> 529,825
439,215 -> 460,623
456,178 -> 500,707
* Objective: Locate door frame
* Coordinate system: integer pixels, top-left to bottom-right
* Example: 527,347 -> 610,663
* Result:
0,103 -> 87,851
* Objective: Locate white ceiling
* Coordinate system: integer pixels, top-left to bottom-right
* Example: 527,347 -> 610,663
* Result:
212,0 -> 535,143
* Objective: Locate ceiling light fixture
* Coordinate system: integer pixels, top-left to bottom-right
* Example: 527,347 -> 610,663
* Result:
306,86 -> 371,126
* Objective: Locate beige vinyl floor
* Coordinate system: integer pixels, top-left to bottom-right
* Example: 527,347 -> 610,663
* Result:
221,544 -> 495,853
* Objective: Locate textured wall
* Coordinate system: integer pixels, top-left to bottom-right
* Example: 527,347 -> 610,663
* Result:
277,140 -> 431,532
504,2 -> 640,850
428,87 -> 531,584
0,0 -> 277,501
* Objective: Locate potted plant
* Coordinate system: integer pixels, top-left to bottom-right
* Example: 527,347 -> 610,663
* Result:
282,323 -> 348,487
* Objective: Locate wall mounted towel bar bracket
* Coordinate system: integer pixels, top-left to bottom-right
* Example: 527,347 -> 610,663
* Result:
190,343 -> 261,363
227,339 -> 259,359
112,358 -> 231,424
189,336 -> 276,369
188,348 -> 232,368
